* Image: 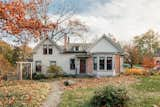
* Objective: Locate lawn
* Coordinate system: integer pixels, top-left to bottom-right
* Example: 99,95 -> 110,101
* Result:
0,80 -> 51,107
60,75 -> 160,107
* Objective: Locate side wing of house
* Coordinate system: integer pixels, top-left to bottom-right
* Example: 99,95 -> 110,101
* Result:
33,38 -> 76,74
88,35 -> 124,76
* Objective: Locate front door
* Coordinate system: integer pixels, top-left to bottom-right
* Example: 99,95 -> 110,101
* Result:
80,59 -> 86,73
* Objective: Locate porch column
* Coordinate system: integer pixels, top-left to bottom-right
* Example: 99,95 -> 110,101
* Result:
20,63 -> 23,80
30,62 -> 33,80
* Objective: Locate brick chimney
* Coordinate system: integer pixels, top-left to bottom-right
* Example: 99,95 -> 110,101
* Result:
64,34 -> 68,51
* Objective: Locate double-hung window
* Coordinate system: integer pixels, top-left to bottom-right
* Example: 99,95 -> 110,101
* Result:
35,61 -> 42,72
50,61 -> 56,66
106,57 -> 112,70
99,57 -> 105,70
48,45 -> 53,55
93,57 -> 97,70
70,59 -> 75,70
43,45 -> 47,55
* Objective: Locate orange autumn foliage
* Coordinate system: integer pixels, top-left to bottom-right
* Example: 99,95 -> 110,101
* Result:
142,56 -> 155,69
125,68 -> 146,75
0,0 -> 56,38
0,54 -> 14,76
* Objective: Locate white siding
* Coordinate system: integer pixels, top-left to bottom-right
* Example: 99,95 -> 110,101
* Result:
33,39 -> 77,74
33,37 -> 124,77
90,39 -> 119,53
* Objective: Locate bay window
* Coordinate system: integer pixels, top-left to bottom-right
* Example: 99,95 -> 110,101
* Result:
99,57 -> 105,70
93,57 -> 97,70
106,57 -> 112,70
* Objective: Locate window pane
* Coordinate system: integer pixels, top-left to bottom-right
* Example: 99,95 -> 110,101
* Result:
70,59 -> 75,70
48,45 -> 53,55
107,57 -> 112,70
93,57 -> 97,70
36,61 -> 42,72
99,57 -> 105,70
50,61 -> 56,65
43,45 -> 47,55
75,46 -> 79,51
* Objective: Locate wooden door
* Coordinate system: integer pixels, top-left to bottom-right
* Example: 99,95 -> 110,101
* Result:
80,59 -> 86,73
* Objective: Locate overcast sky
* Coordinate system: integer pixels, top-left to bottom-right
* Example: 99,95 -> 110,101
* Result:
49,0 -> 160,42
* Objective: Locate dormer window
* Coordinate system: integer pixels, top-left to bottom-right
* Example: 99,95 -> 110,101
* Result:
43,45 -> 47,55
48,45 -> 53,55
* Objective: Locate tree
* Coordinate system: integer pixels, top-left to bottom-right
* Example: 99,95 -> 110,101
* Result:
123,44 -> 141,68
0,54 -> 14,78
11,47 -> 22,66
134,29 -> 160,56
0,40 -> 13,65
0,0 -> 57,60
142,55 -> 155,69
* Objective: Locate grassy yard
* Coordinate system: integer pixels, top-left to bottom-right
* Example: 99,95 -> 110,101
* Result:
60,75 -> 160,107
0,80 -> 51,107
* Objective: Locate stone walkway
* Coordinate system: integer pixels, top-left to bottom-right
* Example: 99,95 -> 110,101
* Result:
41,81 -> 63,107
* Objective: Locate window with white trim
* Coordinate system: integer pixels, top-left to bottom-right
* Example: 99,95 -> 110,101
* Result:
93,57 -> 97,70
43,45 -> 47,55
50,61 -> 56,66
70,59 -> 75,70
99,57 -> 105,70
106,57 -> 112,70
35,61 -> 42,72
48,45 -> 53,55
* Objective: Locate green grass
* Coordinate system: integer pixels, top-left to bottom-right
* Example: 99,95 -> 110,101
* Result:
60,88 -> 95,107
128,76 -> 160,107
60,75 -> 160,107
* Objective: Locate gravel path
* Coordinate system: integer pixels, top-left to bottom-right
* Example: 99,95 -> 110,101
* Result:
41,81 -> 63,107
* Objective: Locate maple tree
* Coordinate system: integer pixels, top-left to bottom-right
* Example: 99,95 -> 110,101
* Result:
0,0 -> 57,60
0,0 -> 56,38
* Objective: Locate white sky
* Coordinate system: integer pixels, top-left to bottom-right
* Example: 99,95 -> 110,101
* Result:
51,0 -> 160,42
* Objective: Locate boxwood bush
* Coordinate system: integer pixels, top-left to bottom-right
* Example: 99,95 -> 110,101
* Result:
91,85 -> 129,107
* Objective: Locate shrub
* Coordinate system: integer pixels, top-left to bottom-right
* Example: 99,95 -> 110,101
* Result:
47,65 -> 63,77
124,68 -> 147,75
32,72 -> 46,80
91,85 -> 129,107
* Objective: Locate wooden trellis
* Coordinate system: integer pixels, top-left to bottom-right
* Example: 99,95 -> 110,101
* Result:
16,62 -> 33,80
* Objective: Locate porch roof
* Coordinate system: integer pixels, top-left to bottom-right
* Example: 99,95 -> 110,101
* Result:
76,53 -> 91,58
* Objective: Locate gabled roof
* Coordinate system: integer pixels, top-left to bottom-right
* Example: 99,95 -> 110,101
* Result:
88,34 -> 124,53
33,37 -> 62,53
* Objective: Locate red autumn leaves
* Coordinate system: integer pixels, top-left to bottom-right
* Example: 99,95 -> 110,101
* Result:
0,0 -> 56,38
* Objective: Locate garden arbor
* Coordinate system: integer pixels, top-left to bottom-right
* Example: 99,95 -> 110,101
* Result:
16,62 -> 33,80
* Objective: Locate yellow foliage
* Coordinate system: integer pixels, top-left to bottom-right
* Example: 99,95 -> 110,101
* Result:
125,68 -> 146,75
0,54 -> 14,75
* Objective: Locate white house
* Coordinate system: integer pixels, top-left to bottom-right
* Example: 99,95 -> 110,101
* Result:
33,34 -> 124,76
